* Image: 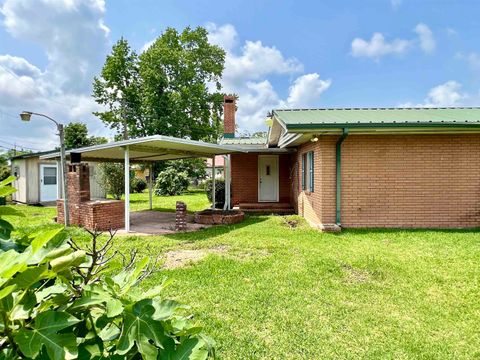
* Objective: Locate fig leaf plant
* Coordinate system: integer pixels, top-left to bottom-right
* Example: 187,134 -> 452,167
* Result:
0,176 -> 215,359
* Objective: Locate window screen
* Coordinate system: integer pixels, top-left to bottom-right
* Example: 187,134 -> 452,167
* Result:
301,152 -> 314,192
43,167 -> 57,185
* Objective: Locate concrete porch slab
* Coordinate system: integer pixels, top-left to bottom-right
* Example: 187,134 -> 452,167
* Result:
116,210 -> 211,236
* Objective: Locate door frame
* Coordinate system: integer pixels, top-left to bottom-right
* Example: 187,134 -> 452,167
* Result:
39,163 -> 59,202
257,155 -> 279,202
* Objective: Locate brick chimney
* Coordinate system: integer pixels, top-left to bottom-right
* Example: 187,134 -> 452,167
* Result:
66,164 -> 90,225
223,95 -> 236,138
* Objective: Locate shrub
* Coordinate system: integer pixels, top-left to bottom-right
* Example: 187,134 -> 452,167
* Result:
154,168 -> 190,196
0,176 -> 215,359
98,163 -> 124,200
131,177 -> 147,193
205,178 -> 226,208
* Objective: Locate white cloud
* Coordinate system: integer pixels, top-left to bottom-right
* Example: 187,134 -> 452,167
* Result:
414,23 -> 436,54
140,39 -> 155,53
351,24 -> 436,60
1,0 -> 109,92
351,33 -> 411,59
0,0 -> 113,149
425,81 -> 463,106
286,73 -> 331,108
399,81 -> 469,108
207,23 -> 331,131
206,22 -> 238,51
223,40 -> 303,89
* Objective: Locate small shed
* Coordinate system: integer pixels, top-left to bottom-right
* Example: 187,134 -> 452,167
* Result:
10,151 -> 105,204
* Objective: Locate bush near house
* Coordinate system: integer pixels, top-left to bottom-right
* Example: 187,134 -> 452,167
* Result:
98,163 -> 125,200
154,168 -> 189,196
0,177 -> 215,359
130,177 -> 147,193
205,178 -> 226,208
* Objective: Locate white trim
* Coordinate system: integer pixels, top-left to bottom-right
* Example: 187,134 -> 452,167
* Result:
40,134 -> 245,161
257,155 -> 279,202
124,146 -> 130,232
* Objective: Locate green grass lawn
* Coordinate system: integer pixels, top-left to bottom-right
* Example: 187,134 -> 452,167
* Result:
5,195 -> 480,359
128,188 -> 211,213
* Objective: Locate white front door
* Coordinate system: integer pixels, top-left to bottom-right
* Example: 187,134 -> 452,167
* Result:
258,155 -> 279,202
40,164 -> 58,202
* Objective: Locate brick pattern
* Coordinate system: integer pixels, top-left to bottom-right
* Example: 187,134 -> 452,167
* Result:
294,134 -> 480,229
230,153 -> 293,205
223,95 -> 236,136
57,163 -> 125,231
175,201 -> 187,231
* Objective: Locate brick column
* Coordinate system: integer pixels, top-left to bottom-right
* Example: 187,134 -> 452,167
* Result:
175,201 -> 187,231
57,163 -> 91,225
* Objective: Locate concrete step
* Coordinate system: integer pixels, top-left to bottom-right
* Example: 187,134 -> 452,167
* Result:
238,203 -> 295,215
239,202 -> 292,209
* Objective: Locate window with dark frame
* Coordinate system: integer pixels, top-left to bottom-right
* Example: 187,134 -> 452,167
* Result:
301,151 -> 314,192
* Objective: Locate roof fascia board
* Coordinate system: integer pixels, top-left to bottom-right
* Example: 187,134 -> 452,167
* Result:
286,123 -> 480,131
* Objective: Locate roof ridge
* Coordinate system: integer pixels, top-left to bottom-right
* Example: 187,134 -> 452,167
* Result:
274,107 -> 480,112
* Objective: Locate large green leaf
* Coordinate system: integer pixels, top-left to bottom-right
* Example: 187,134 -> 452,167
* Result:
116,299 -> 168,360
30,228 -> 64,254
0,186 -> 16,197
0,206 -> 24,217
0,219 -> 14,240
110,257 -> 149,294
12,264 -> 49,289
14,310 -> 80,360
0,249 -> 29,281
170,338 -> 209,360
0,176 -> 15,187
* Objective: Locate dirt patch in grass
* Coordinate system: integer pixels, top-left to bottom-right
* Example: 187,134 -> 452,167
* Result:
341,263 -> 372,284
162,245 -> 229,269
162,245 -> 271,269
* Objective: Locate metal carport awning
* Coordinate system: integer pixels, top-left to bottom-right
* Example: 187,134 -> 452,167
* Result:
41,135 -> 244,232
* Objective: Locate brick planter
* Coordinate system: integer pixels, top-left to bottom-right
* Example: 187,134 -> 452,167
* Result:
194,209 -> 244,225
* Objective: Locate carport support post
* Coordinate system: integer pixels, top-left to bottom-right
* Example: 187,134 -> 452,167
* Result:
124,146 -> 130,232
223,155 -> 231,210
212,156 -> 216,209
148,164 -> 153,210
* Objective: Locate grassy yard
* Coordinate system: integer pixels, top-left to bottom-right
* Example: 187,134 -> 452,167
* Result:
129,188 -> 211,213
6,195 -> 480,359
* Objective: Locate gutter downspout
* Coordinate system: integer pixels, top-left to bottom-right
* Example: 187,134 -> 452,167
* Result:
335,128 -> 349,226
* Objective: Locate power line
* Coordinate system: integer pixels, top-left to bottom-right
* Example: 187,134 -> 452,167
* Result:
0,139 -> 42,152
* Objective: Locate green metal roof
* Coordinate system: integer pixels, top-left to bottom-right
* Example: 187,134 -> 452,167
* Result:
221,137 -> 267,145
273,107 -> 480,129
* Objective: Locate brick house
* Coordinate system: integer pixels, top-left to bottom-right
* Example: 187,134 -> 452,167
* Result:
221,96 -> 480,230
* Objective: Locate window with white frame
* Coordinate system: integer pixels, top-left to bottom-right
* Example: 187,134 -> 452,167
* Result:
301,151 -> 314,192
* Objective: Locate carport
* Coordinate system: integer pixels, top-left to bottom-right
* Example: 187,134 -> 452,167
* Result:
42,135 -> 242,232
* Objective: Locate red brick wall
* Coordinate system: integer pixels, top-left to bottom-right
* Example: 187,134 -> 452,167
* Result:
295,134 -> 480,229
58,199 -> 124,231
57,163 -> 124,230
230,153 -> 293,205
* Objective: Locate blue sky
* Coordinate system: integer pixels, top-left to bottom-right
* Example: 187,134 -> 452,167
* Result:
1,0 -> 480,150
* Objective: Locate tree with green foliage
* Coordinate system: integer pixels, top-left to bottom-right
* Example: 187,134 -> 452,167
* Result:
93,27 -> 226,142
0,177 -> 215,359
0,149 -> 30,182
64,122 -> 108,150
154,167 -> 190,196
97,163 -> 125,200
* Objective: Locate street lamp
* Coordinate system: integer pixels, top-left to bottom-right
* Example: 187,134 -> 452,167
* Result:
20,111 -> 69,226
